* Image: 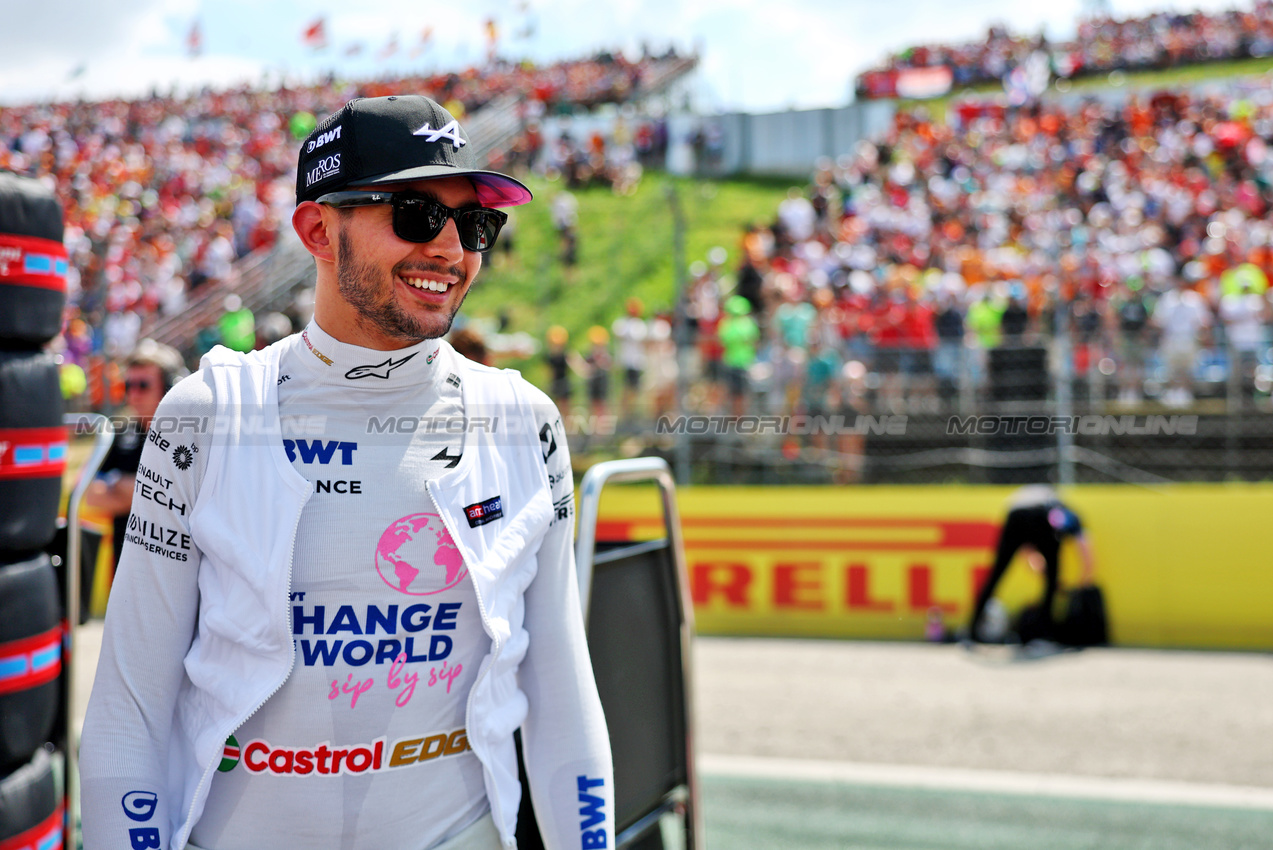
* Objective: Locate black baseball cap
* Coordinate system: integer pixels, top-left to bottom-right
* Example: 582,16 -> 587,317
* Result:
295,95 -> 532,208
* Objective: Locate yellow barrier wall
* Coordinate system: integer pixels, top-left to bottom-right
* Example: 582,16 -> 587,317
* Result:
594,484 -> 1273,650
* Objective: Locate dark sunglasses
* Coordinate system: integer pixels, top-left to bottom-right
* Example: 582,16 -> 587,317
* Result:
316,191 -> 507,252
124,379 -> 153,392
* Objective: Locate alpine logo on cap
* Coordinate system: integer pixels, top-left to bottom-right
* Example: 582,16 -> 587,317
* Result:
413,120 -> 466,149
345,353 -> 417,380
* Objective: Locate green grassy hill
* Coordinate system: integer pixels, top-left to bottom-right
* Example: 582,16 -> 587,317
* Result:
461,171 -> 795,385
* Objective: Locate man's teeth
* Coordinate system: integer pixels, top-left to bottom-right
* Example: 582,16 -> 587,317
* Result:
404,277 -> 450,292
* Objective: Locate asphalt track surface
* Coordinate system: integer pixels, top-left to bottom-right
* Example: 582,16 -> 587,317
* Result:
691,637 -> 1273,849
73,627 -> 1273,848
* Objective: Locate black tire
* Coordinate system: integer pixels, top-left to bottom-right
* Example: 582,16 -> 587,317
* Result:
0,746 -> 59,847
0,349 -> 65,554
0,171 -> 67,346
0,552 -> 62,773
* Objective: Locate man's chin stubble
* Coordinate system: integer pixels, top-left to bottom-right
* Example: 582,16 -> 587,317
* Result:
335,230 -> 468,343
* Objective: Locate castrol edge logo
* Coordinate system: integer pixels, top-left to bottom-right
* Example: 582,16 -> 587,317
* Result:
227,727 -> 471,777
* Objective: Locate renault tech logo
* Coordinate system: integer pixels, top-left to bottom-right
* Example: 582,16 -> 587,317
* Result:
413,120 -> 466,149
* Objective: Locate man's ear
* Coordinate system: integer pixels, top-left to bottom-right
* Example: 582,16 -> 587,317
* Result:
293,201 -> 336,263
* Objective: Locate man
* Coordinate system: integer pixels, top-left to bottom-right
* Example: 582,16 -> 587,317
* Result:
1218,277 -> 1269,409
81,95 -> 614,850
932,288 -> 966,409
611,297 -> 648,418
85,339 -> 186,569
966,486 -> 1095,644
718,295 -> 759,417
1112,282 -> 1149,404
1151,280 -> 1211,407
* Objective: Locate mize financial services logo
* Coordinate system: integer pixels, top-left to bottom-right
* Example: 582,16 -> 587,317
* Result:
946,415 -> 1198,437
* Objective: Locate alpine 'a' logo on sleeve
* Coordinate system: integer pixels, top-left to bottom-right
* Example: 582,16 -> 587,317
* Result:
345,353 -> 417,380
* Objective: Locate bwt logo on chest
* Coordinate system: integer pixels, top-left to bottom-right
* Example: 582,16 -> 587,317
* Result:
284,439 -> 357,464
307,125 -> 342,153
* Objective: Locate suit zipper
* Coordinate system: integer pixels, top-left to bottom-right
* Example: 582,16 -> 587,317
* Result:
426,482 -> 509,841
177,494 -> 307,847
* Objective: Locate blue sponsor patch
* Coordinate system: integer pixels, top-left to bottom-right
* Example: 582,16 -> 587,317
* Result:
577,775 -> 607,848
464,496 -> 503,528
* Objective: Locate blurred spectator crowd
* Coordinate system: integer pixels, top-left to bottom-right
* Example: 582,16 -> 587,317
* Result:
0,50 -> 688,408
656,84 -> 1273,430
858,1 -> 1273,98
511,109 -> 667,195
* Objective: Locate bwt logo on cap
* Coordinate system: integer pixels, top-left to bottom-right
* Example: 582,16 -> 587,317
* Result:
307,125 -> 343,153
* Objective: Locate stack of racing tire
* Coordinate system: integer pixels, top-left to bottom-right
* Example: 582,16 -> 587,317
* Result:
0,171 -> 70,850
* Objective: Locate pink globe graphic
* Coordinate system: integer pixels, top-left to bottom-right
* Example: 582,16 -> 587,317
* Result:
375,513 -> 467,595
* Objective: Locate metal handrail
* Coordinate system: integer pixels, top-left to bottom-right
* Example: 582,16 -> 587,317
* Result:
574,457 -> 687,618
144,232 -> 317,361
62,412 -> 116,848
572,456 -> 702,850
143,241 -> 280,347
636,55 -> 700,98
465,94 -> 525,166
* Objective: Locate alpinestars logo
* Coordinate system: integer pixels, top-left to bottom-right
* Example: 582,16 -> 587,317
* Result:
432,447 -> 462,469
413,120 -> 466,149
345,353 -> 417,380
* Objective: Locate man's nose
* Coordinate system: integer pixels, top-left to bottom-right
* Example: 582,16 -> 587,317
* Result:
424,216 -> 465,263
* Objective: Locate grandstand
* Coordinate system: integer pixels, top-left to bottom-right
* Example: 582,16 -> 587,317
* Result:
664,78 -> 1273,486
8,19 -> 1273,487
856,1 -> 1273,99
9,14 -> 1273,850
0,49 -> 697,396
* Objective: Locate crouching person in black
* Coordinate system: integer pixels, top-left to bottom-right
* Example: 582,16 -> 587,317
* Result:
967,486 -> 1095,644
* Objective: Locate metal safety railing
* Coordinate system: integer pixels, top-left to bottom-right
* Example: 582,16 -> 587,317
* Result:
60,413 -> 115,848
575,457 -> 687,616
573,457 -> 702,850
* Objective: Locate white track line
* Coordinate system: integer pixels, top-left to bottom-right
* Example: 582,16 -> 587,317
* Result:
698,754 -> 1273,811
